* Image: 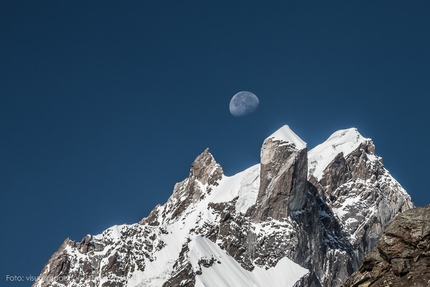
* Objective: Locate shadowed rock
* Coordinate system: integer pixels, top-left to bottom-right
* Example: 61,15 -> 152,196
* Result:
248,137 -> 308,222
342,204 -> 430,287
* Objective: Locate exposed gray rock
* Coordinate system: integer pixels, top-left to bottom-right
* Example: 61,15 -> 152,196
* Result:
323,140 -> 413,258
162,240 -> 195,287
78,234 -> 93,254
158,148 -> 223,223
308,139 -> 414,286
34,239 -> 73,286
248,137 -> 308,222
342,204 -> 430,287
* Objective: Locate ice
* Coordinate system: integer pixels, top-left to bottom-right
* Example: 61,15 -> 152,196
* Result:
189,236 -> 308,287
308,128 -> 369,180
267,125 -> 307,149
235,164 -> 260,214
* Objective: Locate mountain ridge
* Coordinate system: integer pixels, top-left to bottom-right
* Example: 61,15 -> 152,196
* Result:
33,125 -> 413,287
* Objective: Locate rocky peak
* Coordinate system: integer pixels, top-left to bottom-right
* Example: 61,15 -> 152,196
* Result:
300,128 -> 413,287
265,124 -> 307,149
189,148 -> 223,186
143,148 -> 224,225
345,140 -> 382,181
308,127 -> 368,181
248,126 -> 308,222
319,140 -> 377,195
35,238 -> 73,285
342,204 -> 430,287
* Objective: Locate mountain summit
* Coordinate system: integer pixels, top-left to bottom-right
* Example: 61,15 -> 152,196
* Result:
266,124 -> 307,149
33,126 -> 413,287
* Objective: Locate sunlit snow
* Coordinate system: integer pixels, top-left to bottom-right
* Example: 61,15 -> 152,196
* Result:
308,128 -> 368,180
189,236 -> 308,287
268,125 -> 307,149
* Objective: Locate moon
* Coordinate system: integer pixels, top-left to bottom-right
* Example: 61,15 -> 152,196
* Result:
229,91 -> 259,117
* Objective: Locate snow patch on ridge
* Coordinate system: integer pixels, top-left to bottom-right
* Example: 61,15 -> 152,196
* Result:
235,165 -> 260,214
188,236 -> 308,287
268,125 -> 307,149
308,128 -> 369,180
209,164 -> 260,212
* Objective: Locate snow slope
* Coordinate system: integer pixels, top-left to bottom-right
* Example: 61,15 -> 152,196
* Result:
308,128 -> 368,180
75,162 -> 306,287
189,236 -> 308,287
267,125 -> 307,149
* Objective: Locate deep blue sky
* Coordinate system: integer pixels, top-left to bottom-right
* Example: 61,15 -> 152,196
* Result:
1,1 -> 430,285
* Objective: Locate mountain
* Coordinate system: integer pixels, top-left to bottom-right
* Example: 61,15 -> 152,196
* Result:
341,204 -> 430,287
33,125 -> 413,287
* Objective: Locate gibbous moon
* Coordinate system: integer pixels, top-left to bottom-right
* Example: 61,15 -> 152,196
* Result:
229,91 -> 259,117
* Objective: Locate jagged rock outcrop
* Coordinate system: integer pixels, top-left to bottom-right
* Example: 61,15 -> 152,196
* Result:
322,139 -> 413,259
33,126 -> 414,287
248,136 -> 308,222
140,148 -> 223,226
162,148 -> 223,222
342,204 -> 430,287
36,239 -> 73,285
301,129 -> 414,286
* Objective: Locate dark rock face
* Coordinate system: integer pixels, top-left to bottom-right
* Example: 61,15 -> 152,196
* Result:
249,137 -> 308,222
319,152 -> 350,195
342,204 -> 430,287
291,181 -> 353,287
34,239 -> 73,286
323,140 -> 413,258
292,140 -> 413,287
163,240 -> 196,287
159,148 -> 223,223
78,234 -> 93,254
189,148 -> 223,186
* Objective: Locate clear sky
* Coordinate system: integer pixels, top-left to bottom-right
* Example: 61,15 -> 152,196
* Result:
1,1 -> 429,285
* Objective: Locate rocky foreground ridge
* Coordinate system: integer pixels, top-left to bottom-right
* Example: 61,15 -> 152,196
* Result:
33,126 -> 413,287
342,204 -> 430,287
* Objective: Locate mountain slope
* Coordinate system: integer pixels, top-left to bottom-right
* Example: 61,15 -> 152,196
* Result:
341,204 -> 430,287
33,125 -> 413,287
301,128 -> 413,286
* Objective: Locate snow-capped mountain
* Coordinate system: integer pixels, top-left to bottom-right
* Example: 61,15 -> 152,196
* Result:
33,125 -> 413,287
